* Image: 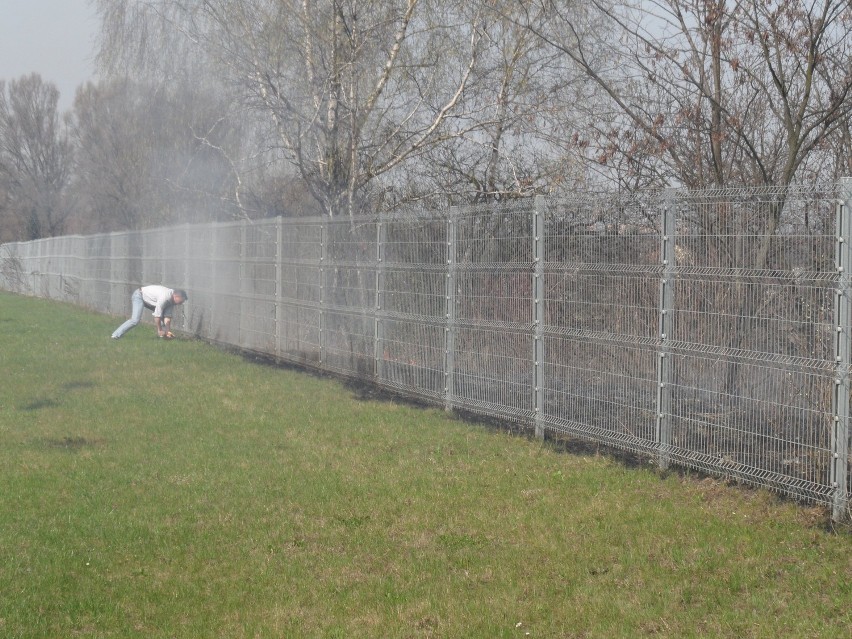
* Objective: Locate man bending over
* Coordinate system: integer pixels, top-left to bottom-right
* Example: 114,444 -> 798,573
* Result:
111,285 -> 188,339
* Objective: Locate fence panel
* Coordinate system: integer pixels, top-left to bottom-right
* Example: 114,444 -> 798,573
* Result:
380,214 -> 448,399
278,220 -> 324,367
671,187 -> 838,502
240,221 -> 278,353
184,224 -> 216,338
449,202 -> 534,421
539,193 -> 661,454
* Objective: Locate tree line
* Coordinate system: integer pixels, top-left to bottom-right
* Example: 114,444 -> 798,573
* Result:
2,0 -> 851,242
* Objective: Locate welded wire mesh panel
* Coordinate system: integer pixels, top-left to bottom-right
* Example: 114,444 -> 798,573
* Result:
671,186 -> 840,500
109,232 -> 142,315
544,337 -> 658,449
667,354 -> 833,501
209,223 -> 242,346
184,225 -> 216,338
26,240 -> 45,298
83,234 -> 112,313
239,222 -> 277,353
379,262 -> 446,393
278,304 -> 322,365
446,203 -> 535,422
319,219 -> 378,375
33,239 -> 56,300
455,266 -> 532,327
158,228 -> 184,291
455,201 -> 532,267
47,238 -> 69,302
22,239 -> 43,297
451,325 -> 534,420
542,194 -> 660,336
324,218 -> 377,310
323,308 -> 374,377
185,225 -> 215,292
243,222 -> 277,290
540,193 -> 661,451
323,264 -> 378,312
0,242 -> 26,293
382,267 -> 445,318
280,263 -> 321,303
281,220 -> 324,261
378,215 -> 447,393
454,212 -> 533,297
26,239 -> 49,299
383,214 -> 447,267
140,230 -> 165,286
670,274 -> 834,358
239,300 -> 276,354
59,236 -> 84,302
327,218 -> 377,263
14,240 -> 37,297
382,215 -> 447,319
278,220 -> 324,364
546,270 -> 659,336
380,319 -> 445,398
31,239 -> 52,300
673,194 -> 835,360
160,227 -> 190,331
279,221 -> 323,303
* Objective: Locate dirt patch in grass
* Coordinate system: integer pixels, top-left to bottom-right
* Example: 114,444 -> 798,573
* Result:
42,436 -> 104,451
21,398 -> 60,411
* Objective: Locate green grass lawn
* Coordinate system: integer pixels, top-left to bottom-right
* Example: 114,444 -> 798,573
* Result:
1,291 -> 850,638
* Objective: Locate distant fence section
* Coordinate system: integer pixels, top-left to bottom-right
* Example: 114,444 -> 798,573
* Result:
3,181 -> 851,520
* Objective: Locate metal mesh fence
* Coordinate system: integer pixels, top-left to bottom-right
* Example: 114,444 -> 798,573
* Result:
2,182 -> 850,519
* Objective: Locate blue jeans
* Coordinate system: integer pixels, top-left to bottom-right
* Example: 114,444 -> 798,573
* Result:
111,289 -> 144,338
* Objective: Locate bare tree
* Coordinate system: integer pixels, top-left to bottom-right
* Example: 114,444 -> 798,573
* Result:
518,0 -> 852,192
71,77 -> 243,231
93,0 -> 485,218
71,80 -> 152,231
404,0 -> 587,204
0,74 -> 72,240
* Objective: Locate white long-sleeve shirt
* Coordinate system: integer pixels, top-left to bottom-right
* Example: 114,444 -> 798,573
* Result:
140,285 -> 175,318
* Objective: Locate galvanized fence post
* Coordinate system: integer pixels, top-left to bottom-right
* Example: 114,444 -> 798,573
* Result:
319,220 -> 327,366
832,177 -> 852,521
182,223 -> 190,333
142,231 -> 149,289
210,224 -> 219,340
276,216 -> 283,358
374,213 -> 387,383
111,232 -> 121,315
656,189 -> 677,469
533,196 -> 546,440
158,228 -> 167,287
239,220 -> 247,348
444,208 -> 458,413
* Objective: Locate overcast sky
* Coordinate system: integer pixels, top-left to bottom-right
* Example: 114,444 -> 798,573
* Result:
0,0 -> 99,111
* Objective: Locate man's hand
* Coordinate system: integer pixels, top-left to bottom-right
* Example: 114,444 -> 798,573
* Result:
160,317 -> 174,339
